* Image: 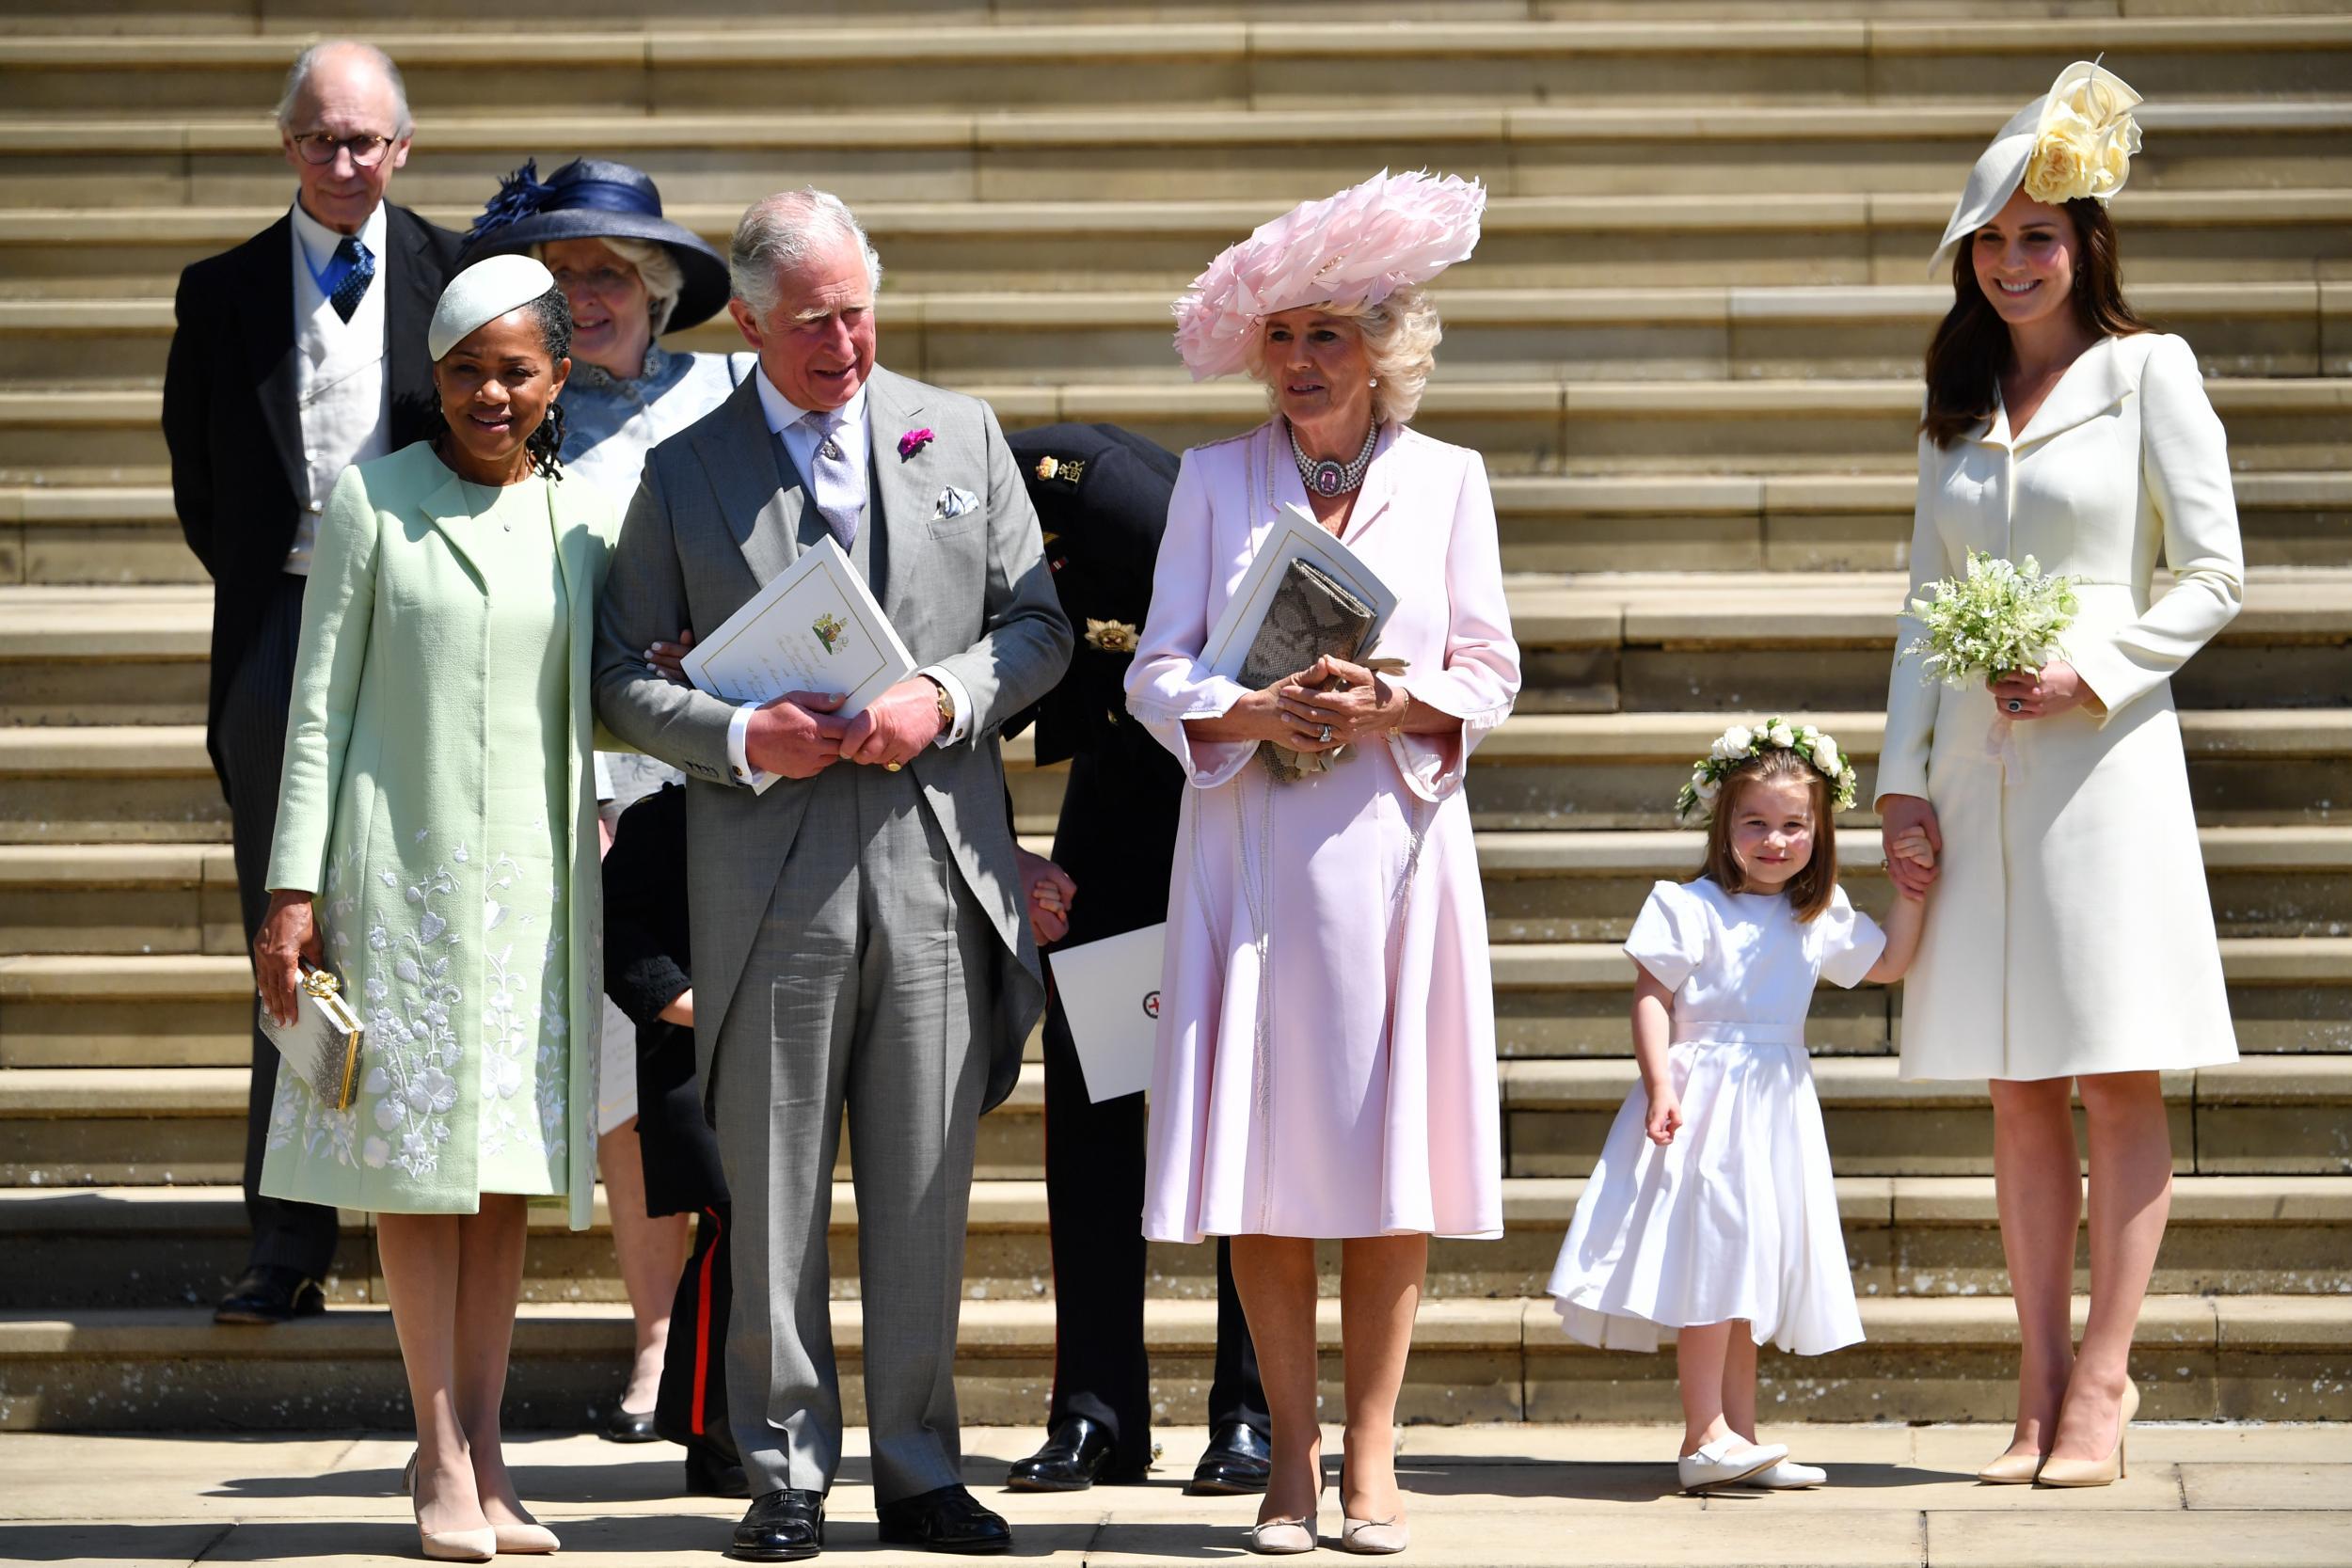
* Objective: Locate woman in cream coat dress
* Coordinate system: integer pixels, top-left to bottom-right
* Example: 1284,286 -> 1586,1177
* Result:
1877,65 -> 2241,1491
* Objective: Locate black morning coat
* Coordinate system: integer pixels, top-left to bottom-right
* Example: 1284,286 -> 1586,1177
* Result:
1001,423 -> 1189,952
160,202 -> 461,790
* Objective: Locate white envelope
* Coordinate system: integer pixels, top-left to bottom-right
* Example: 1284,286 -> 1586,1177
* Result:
1049,922 -> 1168,1103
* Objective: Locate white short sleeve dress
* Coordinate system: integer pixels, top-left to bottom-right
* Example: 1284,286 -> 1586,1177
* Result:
1546,878 -> 1884,1355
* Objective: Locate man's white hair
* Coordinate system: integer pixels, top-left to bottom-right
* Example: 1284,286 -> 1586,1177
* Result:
275,40 -> 413,136
729,188 -> 882,317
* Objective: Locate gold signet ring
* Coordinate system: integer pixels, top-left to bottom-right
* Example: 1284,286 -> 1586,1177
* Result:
885,762 -> 902,772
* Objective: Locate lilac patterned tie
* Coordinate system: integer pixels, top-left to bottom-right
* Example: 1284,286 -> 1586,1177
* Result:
325,233 -> 373,324
797,407 -> 866,547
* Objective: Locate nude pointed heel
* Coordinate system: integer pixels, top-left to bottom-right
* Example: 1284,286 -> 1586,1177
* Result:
405,1453 -> 497,1562
1976,1449 -> 2045,1484
2038,1379 -> 2138,1488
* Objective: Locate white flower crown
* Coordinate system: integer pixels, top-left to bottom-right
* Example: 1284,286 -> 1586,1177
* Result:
1677,717 -> 1860,824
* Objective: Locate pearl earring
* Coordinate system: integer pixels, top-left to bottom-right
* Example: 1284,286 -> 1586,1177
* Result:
1369,377 -> 1378,386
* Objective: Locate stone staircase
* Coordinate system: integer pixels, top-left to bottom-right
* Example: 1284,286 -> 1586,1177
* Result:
0,1 -> 2346,1433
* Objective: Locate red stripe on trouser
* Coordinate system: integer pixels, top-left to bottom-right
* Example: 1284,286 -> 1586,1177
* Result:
691,1204 -> 723,1434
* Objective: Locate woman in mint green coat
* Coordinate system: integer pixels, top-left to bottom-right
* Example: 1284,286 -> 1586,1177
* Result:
253,256 -> 613,1561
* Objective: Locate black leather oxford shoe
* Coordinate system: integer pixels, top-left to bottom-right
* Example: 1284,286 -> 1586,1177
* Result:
1188,1421 -> 1273,1496
1006,1417 -> 1147,1492
213,1265 -> 327,1325
730,1488 -> 824,1561
875,1485 -> 1010,1554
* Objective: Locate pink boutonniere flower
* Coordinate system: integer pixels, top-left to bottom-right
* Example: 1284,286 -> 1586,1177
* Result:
898,428 -> 935,461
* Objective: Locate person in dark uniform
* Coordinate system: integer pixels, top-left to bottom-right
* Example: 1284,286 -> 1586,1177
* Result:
602,782 -> 747,1499
1002,423 -> 1271,1495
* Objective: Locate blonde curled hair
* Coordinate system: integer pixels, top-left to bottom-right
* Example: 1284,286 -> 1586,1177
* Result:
1241,284 -> 1443,427
532,234 -> 686,341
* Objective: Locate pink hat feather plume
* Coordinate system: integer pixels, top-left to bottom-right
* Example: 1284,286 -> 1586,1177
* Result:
1171,169 -> 1486,381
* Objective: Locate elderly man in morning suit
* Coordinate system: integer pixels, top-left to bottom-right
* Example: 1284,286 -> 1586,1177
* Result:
594,189 -> 1071,1560
160,40 -> 459,1327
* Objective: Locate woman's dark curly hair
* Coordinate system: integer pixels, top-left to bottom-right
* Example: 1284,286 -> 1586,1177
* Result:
429,285 -> 574,480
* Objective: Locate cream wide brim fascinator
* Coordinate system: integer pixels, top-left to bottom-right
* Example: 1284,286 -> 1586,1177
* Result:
1171,169 -> 1486,381
428,253 -> 559,362
1928,59 -> 2143,278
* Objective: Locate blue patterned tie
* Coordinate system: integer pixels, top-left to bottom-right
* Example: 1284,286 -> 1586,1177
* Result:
798,407 -> 866,547
325,233 -> 374,324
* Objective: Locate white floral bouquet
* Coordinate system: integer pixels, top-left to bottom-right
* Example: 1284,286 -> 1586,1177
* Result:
1677,717 -> 1859,823
1904,550 -> 2080,689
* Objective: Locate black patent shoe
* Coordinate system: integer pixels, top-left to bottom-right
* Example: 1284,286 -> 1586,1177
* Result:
597,1401 -> 661,1443
876,1484 -> 1010,1554
1006,1417 -> 1146,1492
1188,1421 -> 1273,1496
687,1441 -> 752,1499
730,1488 -> 824,1561
214,1265 -> 326,1325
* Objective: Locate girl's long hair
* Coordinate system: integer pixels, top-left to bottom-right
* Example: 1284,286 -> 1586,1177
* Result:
1920,197 -> 2151,449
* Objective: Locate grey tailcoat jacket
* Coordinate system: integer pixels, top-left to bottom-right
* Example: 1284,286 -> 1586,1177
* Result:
592,366 -> 1073,1113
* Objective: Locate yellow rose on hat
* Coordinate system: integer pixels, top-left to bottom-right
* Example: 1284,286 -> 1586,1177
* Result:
2023,60 -> 2142,206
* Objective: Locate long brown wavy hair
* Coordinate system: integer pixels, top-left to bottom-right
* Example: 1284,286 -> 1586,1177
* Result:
1920,197 -> 2151,449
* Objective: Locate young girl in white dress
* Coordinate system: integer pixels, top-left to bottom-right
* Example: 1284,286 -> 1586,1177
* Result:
1547,721 -> 1932,1493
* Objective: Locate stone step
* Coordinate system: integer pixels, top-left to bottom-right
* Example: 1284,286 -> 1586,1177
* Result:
10,469 -> 2348,587
5,0 -> 2335,32
8,571 -> 2347,724
4,1172 -> 2346,1312
6,18 -> 2350,117
8,707 -> 2346,847
4,375 -> 2346,484
3,1055 -> 2345,1187
5,918 -> 2346,1073
8,280 -> 2348,388
2,100 -> 2345,211
8,189 -> 2348,300
1,1291 -> 2343,1430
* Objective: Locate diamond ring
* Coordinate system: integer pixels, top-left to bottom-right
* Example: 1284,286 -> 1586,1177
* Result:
2006,699 -> 2024,714
1319,724 -> 1333,744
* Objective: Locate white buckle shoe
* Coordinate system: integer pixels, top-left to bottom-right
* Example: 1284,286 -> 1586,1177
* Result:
1738,1458 -> 1826,1489
1677,1437 -> 1789,1494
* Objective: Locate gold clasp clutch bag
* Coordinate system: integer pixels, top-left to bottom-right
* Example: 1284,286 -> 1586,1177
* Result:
258,962 -> 366,1111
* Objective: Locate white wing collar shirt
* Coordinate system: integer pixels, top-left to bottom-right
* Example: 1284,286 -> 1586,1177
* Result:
285,198 -> 392,576
723,366 -> 974,785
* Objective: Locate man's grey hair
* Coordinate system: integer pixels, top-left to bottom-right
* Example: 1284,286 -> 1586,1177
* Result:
274,40 -> 413,136
729,188 -> 883,318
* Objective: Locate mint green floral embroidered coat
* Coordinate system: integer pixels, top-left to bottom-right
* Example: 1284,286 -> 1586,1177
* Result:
260,441 -> 617,1230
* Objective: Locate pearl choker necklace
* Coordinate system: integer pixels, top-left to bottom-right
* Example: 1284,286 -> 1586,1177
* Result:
1290,421 -> 1378,499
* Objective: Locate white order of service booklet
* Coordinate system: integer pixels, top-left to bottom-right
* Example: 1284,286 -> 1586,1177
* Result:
1048,922 -> 1168,1102
1200,503 -> 1398,679
678,537 -> 916,796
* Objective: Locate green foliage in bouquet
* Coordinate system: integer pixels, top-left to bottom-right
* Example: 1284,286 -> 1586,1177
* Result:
1904,551 -> 2080,688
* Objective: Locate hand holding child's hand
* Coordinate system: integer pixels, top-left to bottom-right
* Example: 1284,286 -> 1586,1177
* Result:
1889,827 -> 1937,900
1645,1088 -> 1683,1147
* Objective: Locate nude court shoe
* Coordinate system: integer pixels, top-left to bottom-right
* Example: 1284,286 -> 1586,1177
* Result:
405,1453 -> 496,1563
2036,1380 -> 2140,1488
1975,1447 -> 2045,1485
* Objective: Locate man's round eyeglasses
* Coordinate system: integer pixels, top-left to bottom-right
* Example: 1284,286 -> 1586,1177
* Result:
291,132 -> 397,167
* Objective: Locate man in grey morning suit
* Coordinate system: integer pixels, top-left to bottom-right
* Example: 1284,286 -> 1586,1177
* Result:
593,188 -> 1071,1560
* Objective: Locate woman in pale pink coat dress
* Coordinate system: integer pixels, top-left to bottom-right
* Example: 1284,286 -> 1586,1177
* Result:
1126,171 -> 1519,1556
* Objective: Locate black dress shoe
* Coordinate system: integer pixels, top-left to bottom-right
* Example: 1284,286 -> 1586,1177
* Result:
596,1400 -> 661,1443
686,1441 -> 751,1499
875,1485 -> 1010,1554
1188,1421 -> 1272,1496
1006,1416 -> 1147,1492
213,1265 -> 326,1325
730,1488 -> 824,1561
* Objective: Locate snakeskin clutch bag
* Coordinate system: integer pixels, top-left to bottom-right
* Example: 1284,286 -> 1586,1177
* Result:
1239,557 -> 1376,783
258,964 -> 366,1111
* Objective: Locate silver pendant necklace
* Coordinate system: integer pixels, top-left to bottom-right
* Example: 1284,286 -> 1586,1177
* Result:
1289,420 -> 1378,499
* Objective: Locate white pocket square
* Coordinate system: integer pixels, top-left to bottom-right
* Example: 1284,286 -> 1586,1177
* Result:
933,485 -> 980,520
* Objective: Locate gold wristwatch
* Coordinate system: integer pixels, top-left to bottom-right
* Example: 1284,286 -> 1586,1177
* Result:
924,673 -> 956,735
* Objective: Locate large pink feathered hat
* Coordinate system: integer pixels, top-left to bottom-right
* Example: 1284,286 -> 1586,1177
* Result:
1171,169 -> 1486,382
